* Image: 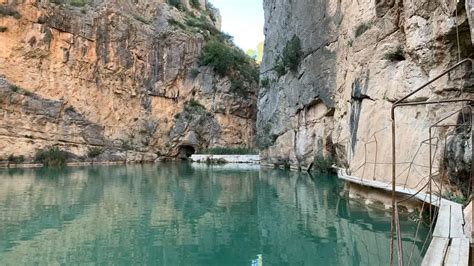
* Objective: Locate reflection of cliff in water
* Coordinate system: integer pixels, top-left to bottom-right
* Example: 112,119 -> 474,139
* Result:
0,164 -> 428,265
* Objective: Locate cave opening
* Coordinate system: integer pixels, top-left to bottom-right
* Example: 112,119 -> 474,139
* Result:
179,145 -> 196,160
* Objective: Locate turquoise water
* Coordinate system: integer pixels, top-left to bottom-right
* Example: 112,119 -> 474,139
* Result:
0,163 -> 428,265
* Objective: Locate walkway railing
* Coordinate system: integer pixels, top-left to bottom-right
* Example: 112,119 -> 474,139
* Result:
390,58 -> 473,265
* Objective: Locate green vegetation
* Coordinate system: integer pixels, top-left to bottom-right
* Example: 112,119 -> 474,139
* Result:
185,98 -> 205,110
87,147 -> 103,158
274,35 -> 302,77
9,84 -> 20,92
35,147 -> 69,167
164,2 -> 258,98
354,22 -> 371,37
199,39 -> 259,96
312,155 -> 335,173
121,140 -> 132,151
0,5 -> 21,19
281,35 -> 302,72
260,78 -> 270,88
0,26 -> 7,32
384,46 -> 405,62
445,192 -> 468,206
8,84 -> 35,96
186,13 -> 221,36
7,154 -> 25,164
70,0 -> 87,7
274,63 -> 287,77
49,0 -> 89,7
168,18 -> 186,30
190,0 -> 200,9
203,1 -> 217,22
168,0 -> 186,11
245,41 -> 264,63
202,147 -> 258,155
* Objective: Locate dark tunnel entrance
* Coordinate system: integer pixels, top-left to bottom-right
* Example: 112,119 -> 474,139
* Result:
178,145 -> 196,160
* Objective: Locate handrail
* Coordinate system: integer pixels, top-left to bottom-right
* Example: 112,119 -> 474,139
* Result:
393,58 -> 473,106
389,58 -> 473,266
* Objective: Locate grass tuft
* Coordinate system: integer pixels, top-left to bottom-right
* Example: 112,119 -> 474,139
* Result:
87,147 -> 103,158
35,147 -> 69,167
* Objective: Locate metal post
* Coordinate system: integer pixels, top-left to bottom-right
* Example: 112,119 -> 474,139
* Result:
390,108 -> 396,266
429,128 -> 432,222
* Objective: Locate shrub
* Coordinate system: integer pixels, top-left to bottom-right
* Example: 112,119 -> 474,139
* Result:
445,192 -> 468,206
274,62 -> 287,77
273,35 -> 302,76
0,26 -> 7,32
168,0 -> 186,11
121,141 -> 132,151
49,0 -> 89,7
282,35 -> 302,72
200,40 -> 243,76
0,5 -> 21,19
70,0 -> 87,7
260,78 -> 270,88
186,14 -> 219,35
190,0 -> 200,9
384,46 -> 405,62
168,18 -> 185,30
230,77 -> 247,96
185,98 -> 205,109
9,84 -> 21,92
35,147 -> 68,167
354,22 -> 371,38
87,147 -> 103,158
7,154 -> 25,164
199,39 -> 259,95
202,147 -> 258,155
312,155 -> 335,173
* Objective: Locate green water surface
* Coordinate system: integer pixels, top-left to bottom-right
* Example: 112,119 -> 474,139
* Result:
0,163 -> 428,265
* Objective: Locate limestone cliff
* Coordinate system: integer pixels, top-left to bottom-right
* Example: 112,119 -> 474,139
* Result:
259,0 -> 473,195
0,0 -> 258,162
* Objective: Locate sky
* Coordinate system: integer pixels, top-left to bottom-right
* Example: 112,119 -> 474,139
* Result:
208,0 -> 264,51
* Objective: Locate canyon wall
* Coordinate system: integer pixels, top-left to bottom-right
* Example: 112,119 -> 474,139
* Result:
258,0 -> 473,193
0,0 -> 257,162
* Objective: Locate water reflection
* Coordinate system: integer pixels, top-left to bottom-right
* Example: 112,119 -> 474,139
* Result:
0,163 -> 428,265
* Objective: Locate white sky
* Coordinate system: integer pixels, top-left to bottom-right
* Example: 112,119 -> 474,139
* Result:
208,0 -> 264,51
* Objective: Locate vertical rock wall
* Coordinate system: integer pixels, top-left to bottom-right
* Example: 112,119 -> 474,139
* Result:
0,0 -> 257,161
259,0 -> 473,191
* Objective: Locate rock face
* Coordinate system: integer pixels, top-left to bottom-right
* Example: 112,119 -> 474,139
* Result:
259,0 -> 473,192
0,0 -> 257,161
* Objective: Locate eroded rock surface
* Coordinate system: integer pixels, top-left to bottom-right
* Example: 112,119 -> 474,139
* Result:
259,0 -> 473,192
0,0 -> 257,161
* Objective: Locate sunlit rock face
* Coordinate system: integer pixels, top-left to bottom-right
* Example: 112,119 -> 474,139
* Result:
0,0 -> 256,161
259,0 -> 473,189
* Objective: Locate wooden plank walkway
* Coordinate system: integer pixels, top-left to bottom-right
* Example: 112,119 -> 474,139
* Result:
421,237 -> 449,266
445,237 -> 470,266
336,168 -> 470,266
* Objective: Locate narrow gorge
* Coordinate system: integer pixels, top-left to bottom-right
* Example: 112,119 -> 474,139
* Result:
0,0 -> 473,265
